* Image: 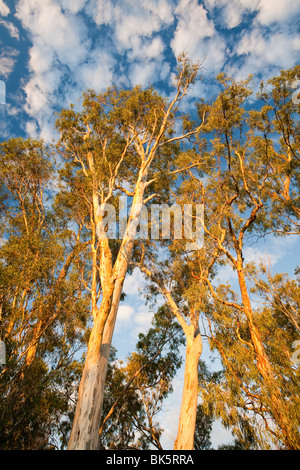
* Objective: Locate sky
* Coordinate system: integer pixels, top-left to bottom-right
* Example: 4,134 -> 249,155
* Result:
0,0 -> 300,450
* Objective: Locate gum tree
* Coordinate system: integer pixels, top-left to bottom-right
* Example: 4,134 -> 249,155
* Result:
199,265 -> 300,449
189,68 -> 300,449
0,138 -> 89,449
131,202 -> 218,449
99,305 -> 184,450
56,55 -> 204,450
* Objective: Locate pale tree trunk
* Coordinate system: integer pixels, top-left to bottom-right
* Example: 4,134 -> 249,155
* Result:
174,326 -> 202,450
136,275 -> 204,451
94,275 -> 124,441
67,283 -> 115,450
67,61 -> 204,449
68,171 -> 148,450
93,173 -> 149,431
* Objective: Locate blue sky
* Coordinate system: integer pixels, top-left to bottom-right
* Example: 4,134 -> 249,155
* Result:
1,0 -> 300,141
0,0 -> 300,449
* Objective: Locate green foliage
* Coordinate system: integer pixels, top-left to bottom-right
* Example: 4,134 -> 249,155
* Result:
0,64 -> 299,450
0,138 -> 89,449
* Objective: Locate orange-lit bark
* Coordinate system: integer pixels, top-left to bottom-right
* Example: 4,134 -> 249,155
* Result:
174,326 -> 202,450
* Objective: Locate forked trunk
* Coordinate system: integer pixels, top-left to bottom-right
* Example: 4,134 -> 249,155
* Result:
174,327 -> 202,450
67,285 -> 114,450
68,173 -> 147,450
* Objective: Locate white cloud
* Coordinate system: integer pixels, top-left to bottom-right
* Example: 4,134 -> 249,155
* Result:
118,304 -> 135,322
117,300 -> 154,334
134,309 -> 153,330
90,0 -> 174,60
28,44 -> 55,75
60,0 -> 87,14
114,301 -> 155,352
256,0 -> 300,25
14,0 -> 300,144
77,49 -> 114,91
129,36 -> 165,61
129,59 -> 168,87
216,234 -> 298,286
203,0 -> 300,29
123,268 -> 146,297
204,0 -> 260,29
234,27 -> 300,80
170,0 -> 228,77
0,0 -> 9,16
85,0 -> 174,54
15,0 -> 94,140
0,81 -> 5,104
0,18 -> 20,39
16,0 -> 90,67
171,0 -> 215,61
115,269 -> 156,339
116,14 -> 158,44
0,50 -> 18,78
85,0 -> 115,26
25,120 -> 39,137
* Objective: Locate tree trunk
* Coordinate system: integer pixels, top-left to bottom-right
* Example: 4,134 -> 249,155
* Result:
95,276 -> 124,440
174,326 -> 202,450
67,284 -> 114,450
68,172 -> 147,450
236,265 -> 272,378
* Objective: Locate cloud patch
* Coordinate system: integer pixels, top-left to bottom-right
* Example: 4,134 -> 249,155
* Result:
0,49 -> 19,78
10,0 -> 300,143
171,0 -> 215,60
0,0 -> 9,16
256,0 -> 300,25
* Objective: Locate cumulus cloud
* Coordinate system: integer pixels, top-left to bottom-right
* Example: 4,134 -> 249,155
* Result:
204,0 -> 300,29
117,0 -> 174,35
114,302 -> 154,344
129,58 -> 171,87
123,268 -> 146,297
84,0 -> 114,26
256,0 -> 300,25
0,18 -> 20,39
0,80 -> 5,104
76,48 -> 115,91
129,36 -> 165,61
118,304 -> 135,322
0,49 -> 18,78
85,0 -> 174,56
0,0 -> 9,16
171,0 -> 215,60
216,234 -> 298,287
60,0 -> 87,14
12,0 -> 300,143
234,27 -> 300,81
15,0 -> 94,139
16,0 -> 90,67
204,0 -> 260,28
